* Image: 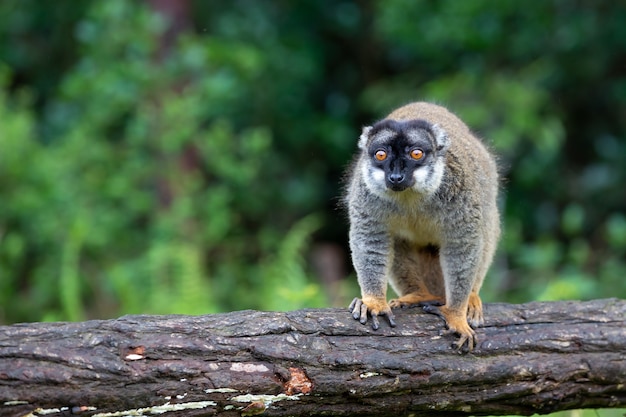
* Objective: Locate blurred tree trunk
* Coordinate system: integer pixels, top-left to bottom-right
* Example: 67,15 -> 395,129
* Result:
1,299 -> 625,417
149,0 -> 192,59
146,0 -> 200,210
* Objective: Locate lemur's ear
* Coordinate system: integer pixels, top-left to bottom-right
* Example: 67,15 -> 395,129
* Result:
358,126 -> 373,151
431,123 -> 450,153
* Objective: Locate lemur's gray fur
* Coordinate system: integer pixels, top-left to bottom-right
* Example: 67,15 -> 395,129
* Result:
345,102 -> 500,351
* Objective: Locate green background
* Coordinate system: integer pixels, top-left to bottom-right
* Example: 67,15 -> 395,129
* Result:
1,2 -> 625,325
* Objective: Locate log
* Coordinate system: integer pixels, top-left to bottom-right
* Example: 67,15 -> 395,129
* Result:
1,299 -> 625,417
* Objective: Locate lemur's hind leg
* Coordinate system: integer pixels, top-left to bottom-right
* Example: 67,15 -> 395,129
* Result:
388,241 -> 445,308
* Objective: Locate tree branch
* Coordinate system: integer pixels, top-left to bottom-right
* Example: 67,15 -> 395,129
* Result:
1,299 -> 625,417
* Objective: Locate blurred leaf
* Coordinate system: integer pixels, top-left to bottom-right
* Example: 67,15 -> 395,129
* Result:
605,214 -> 626,250
561,204 -> 585,237
537,271 -> 595,302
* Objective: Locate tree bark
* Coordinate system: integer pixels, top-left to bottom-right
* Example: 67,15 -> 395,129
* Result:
1,299 -> 625,417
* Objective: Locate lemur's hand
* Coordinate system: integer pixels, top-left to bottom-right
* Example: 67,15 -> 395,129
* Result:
349,296 -> 396,330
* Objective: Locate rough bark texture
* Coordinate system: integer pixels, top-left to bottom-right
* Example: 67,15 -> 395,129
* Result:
1,299 -> 625,417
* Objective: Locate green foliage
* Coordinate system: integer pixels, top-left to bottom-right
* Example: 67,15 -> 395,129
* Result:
0,1 -> 324,321
1,0 -> 625,331
258,214 -> 325,311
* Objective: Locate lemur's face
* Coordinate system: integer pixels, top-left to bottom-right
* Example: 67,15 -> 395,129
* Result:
359,119 -> 448,197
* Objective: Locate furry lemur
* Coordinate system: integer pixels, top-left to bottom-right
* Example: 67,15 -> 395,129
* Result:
345,102 -> 500,351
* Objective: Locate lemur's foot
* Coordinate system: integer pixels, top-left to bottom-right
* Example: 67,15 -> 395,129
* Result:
389,291 -> 444,309
467,292 -> 484,328
422,304 -> 477,353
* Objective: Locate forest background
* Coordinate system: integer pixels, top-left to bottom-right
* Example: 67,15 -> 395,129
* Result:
1,1 -> 625,332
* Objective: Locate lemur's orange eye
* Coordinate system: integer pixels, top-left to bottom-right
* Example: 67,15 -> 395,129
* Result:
375,150 -> 387,161
410,149 -> 424,160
